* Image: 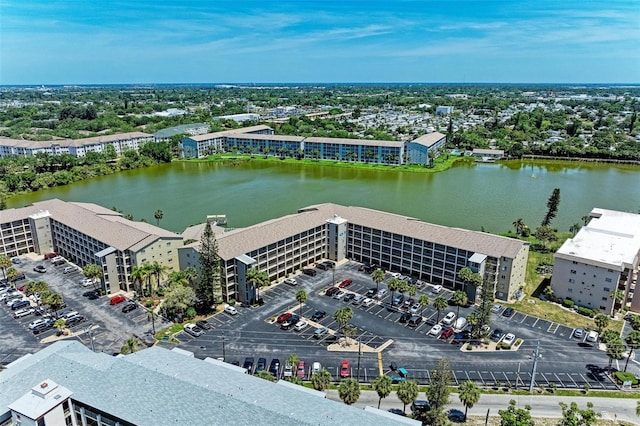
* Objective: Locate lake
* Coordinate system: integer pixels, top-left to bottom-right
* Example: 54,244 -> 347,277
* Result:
6,159 -> 640,234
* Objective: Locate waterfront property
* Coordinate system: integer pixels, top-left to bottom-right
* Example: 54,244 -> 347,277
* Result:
0,132 -> 154,158
551,208 -> 640,315
179,203 -> 529,305
0,341 -> 406,426
470,148 -> 505,162
180,125 -> 446,166
1,199 -> 181,294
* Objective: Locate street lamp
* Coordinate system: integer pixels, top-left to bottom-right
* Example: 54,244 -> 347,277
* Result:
222,331 -> 226,362
84,324 -> 95,352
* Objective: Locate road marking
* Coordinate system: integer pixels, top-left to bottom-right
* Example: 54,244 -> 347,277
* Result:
531,318 -> 539,327
547,322 -> 559,333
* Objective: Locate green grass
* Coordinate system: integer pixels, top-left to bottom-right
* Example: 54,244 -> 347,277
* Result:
154,323 -> 184,343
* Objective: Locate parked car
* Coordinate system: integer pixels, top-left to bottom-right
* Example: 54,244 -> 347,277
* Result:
66,315 -> 85,327
277,312 -> 293,323
13,307 -> 35,318
573,328 -> 585,339
453,330 -> 471,343
80,278 -> 95,287
33,265 -> 47,273
109,295 -> 127,305
184,323 -> 204,337
442,311 -> 456,325
392,293 -> 404,306
440,327 -> 454,339
284,278 -> 297,286
53,259 -> 66,266
408,316 -> 422,327
283,362 -> 293,377
343,293 -> 355,302
302,268 -> 317,277
243,357 -> 255,373
428,324 -> 443,336
366,288 -> 377,297
490,328 -> 504,341
352,295 -> 365,305
448,409 -> 466,423
121,303 -> 137,313
454,317 -> 467,331
196,320 -> 211,330
502,307 -> 515,317
294,320 -> 308,332
296,360 -> 305,378
340,360 -> 351,378
280,314 -> 300,329
411,400 -> 431,413
313,327 -> 329,339
316,263 -> 328,271
11,272 -> 26,282
362,298 -> 375,307
32,322 -> 53,334
409,303 -> 422,314
376,289 -> 389,299
333,290 -> 346,300
311,310 -> 326,321
11,257 -> 21,264
325,287 -> 339,297
255,357 -> 267,373
44,252 -> 59,260
29,318 -> 52,330
312,362 -> 322,375
11,299 -> 30,310
269,358 -> 280,376
224,305 -> 238,315
491,304 -> 503,314
586,330 -> 599,343
502,333 -> 516,347
431,285 -> 443,294
399,312 -> 411,323
322,261 -> 335,269
402,298 -> 414,310
338,279 -> 352,288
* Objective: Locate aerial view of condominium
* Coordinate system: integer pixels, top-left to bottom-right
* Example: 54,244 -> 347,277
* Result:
1,1 -> 639,425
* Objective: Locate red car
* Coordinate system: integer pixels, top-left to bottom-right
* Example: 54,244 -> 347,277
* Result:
297,360 -> 306,378
325,287 -> 339,297
277,312 -> 293,323
18,285 -> 25,291
440,327 -> 454,339
109,295 -> 127,305
338,279 -> 353,288
340,360 -> 351,378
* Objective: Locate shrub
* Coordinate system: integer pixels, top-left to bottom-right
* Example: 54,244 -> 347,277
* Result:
185,307 -> 196,319
466,345 -> 473,351
228,298 -> 236,306
577,307 -> 595,317
613,371 -> 638,385
145,300 -> 154,308
562,298 -> 575,308
514,338 -> 523,347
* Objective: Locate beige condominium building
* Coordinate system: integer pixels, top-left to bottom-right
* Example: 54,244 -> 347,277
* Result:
1,199 -> 181,294
551,208 -> 640,315
179,203 -> 529,305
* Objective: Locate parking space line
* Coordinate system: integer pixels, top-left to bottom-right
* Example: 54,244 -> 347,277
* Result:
547,323 -> 559,333
531,318 -> 539,327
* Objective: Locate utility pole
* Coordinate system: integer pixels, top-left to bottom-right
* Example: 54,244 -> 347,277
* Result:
529,340 -> 541,394
516,362 -> 521,390
222,331 -> 226,362
356,339 -> 362,381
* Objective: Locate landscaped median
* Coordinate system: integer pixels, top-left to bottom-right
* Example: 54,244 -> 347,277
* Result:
461,338 -> 523,352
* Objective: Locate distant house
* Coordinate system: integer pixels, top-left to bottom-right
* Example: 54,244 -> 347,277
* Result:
405,132 -> 447,164
470,148 -> 505,161
436,106 -> 454,115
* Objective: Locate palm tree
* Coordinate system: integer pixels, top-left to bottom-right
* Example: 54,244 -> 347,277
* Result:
311,369 -> 332,391
418,294 -> 430,316
387,278 -> 402,304
397,380 -> 419,414
338,378 -> 360,405
433,296 -> 448,322
624,330 -> 640,372
594,313 -> 610,334
0,255 -> 11,280
458,380 -> 481,421
182,266 -> 198,287
451,290 -> 468,317
407,285 -> 417,300
569,223 -> 581,236
142,263 -> 154,296
372,375 -> 392,409
512,218 -> 525,236
610,289 -> 625,316
371,268 -> 386,292
53,318 -> 67,336
246,267 -> 269,303
130,265 -> 146,296
167,271 -> 188,287
120,337 -> 139,354
154,209 -> 163,226
149,261 -> 169,296
287,354 -> 299,380
43,291 -> 63,317
333,307 -> 354,335
82,263 -> 103,291
606,337 -> 625,371
295,289 -> 307,315
255,370 -> 275,382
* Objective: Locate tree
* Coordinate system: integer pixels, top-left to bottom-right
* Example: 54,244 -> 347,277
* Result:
255,370 -> 275,382
334,306 -> 354,334
311,369 -> 332,391
605,336 -> 625,371
295,289 -> 307,315
120,337 -> 140,354
154,209 -> 163,226
149,261 -> 169,296
594,313 -> 610,333
512,218 -> 526,236
371,268 -> 385,291
387,277 -> 402,303
534,225 -> 558,251
397,380 -> 419,414
569,223 -> 581,236
163,283 -> 196,319
541,188 -> 561,227
426,358 -> 452,411
82,263 -> 103,291
498,399 -> 534,426
42,291 -> 63,317
287,353 -> 299,377
130,265 -> 147,296
246,267 -> 269,303
197,221 -> 221,308
625,330 -> 640,372
559,401 -> 599,426
0,255 -> 11,280
287,376 -> 303,385
610,289 -> 625,316
167,270 -> 188,287
23,280 -> 49,297
458,380 -> 481,421
5,267 -> 19,282
637,400 -> 640,417
371,374 -> 392,409
338,378 -> 360,405
451,290 -> 468,317
433,296 -> 448,322
407,284 -> 417,299
53,318 -> 67,336
418,294 -> 430,315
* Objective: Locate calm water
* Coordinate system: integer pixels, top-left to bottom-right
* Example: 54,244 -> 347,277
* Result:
6,160 -> 640,234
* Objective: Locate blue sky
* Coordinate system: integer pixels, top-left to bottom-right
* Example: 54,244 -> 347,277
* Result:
1,0 -> 638,84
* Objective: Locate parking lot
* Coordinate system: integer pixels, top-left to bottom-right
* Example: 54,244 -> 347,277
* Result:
173,260 -> 623,389
1,255 -> 156,364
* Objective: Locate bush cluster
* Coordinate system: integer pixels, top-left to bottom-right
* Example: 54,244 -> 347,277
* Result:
562,298 -> 575,308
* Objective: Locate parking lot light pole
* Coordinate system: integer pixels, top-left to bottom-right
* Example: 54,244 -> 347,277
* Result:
529,340 -> 541,394
85,324 -> 95,352
356,340 -> 362,382
222,331 -> 226,362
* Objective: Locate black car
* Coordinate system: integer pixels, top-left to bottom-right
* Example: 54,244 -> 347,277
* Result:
268,358 -> 280,376
408,316 -> 422,327
196,320 -> 211,330
343,293 -> 355,302
33,265 -> 47,273
243,357 -> 255,373
448,409 -> 466,423
302,268 -> 317,276
87,292 -> 100,300
316,263 -> 328,271
66,315 -> 85,327
11,299 -> 30,310
322,261 -> 335,269
122,303 -> 137,313
82,290 -> 97,297
502,307 -> 515,317
411,400 -> 432,413
425,316 -> 437,326
311,310 -> 326,321
255,357 -> 267,373
388,408 -> 406,417
366,288 -> 376,297
399,312 -> 411,323
490,328 -> 504,341
280,314 -> 301,329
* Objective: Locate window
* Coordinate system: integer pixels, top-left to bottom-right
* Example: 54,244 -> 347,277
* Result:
605,278 -> 612,283
602,297 -> 608,301
603,287 -> 610,292
568,279 -> 575,283
570,270 -> 576,274
568,288 -> 573,293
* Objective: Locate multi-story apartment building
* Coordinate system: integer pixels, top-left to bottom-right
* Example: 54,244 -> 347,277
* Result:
551,208 -> 640,315
179,203 -> 529,304
181,125 -> 447,166
1,199 -> 182,294
0,132 -> 154,158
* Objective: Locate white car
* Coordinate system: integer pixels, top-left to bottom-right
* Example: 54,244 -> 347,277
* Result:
294,319 -> 308,331
283,362 -> 293,377
184,323 -> 205,337
428,324 -> 442,336
362,298 -> 375,307
284,278 -> 297,286
431,285 -> 443,294
333,290 -> 346,300
502,333 -> 516,347
352,295 -> 365,305
409,303 -> 421,314
491,304 -> 503,314
586,330 -> 599,343
13,307 -> 35,318
224,305 -> 238,315
376,289 -> 389,299
80,278 -> 95,287
29,318 -> 51,329
454,317 -> 467,331
442,311 -> 456,325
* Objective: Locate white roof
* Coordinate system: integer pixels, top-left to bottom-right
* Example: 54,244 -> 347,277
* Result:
556,208 -> 640,270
